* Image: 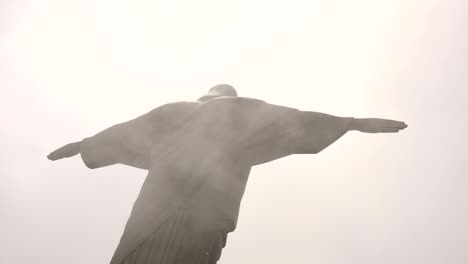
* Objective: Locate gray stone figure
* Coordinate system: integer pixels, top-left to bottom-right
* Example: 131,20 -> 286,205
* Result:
48,84 -> 407,264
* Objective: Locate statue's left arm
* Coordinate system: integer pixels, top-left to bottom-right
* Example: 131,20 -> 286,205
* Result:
239,109 -> 359,166
249,107 -> 407,166
204,97 -> 407,166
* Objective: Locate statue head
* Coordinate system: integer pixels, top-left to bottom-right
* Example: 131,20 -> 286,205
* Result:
197,84 -> 238,102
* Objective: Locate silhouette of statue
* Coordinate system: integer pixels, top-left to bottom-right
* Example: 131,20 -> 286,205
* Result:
48,84 -> 407,264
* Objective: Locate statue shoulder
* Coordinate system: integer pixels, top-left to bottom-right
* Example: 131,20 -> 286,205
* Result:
133,101 -> 201,126
199,96 -> 266,112
147,101 -> 201,115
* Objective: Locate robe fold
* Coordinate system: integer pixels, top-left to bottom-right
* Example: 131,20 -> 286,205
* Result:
79,97 -> 353,264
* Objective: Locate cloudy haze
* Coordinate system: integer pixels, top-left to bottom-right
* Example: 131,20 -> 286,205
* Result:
1,0 -> 467,263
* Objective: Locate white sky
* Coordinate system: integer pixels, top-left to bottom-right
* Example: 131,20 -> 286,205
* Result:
1,0 -> 467,263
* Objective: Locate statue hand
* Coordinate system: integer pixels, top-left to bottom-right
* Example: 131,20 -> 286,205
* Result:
47,141 -> 81,161
352,118 -> 407,133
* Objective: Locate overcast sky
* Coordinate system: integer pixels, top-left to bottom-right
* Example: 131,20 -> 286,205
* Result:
1,0 -> 467,263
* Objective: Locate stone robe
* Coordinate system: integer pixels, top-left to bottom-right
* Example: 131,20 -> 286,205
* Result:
79,97 -> 353,264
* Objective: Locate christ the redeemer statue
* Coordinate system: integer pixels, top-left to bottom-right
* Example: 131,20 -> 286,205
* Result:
48,84 -> 407,264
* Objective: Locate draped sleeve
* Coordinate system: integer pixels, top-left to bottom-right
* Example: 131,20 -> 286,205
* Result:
293,111 -> 354,154
105,97 -> 354,264
195,97 -> 354,166
79,101 -> 201,170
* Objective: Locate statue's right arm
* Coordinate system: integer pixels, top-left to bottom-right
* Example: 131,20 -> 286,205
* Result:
46,119 -> 148,170
46,115 -> 152,169
47,101 -> 200,170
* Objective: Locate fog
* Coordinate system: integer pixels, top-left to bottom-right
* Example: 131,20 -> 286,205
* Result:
1,0 -> 467,263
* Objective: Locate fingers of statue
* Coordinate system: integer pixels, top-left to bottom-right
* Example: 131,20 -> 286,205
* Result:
384,120 -> 407,129
47,142 -> 80,161
47,146 -> 68,160
358,118 -> 407,133
380,127 -> 402,133
376,119 -> 407,133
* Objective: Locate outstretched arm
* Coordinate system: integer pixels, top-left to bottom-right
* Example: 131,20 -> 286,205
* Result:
204,98 -> 407,166
292,112 -> 407,155
46,119 -> 152,169
248,113 -> 407,166
47,101 -> 201,170
46,118 -> 149,170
